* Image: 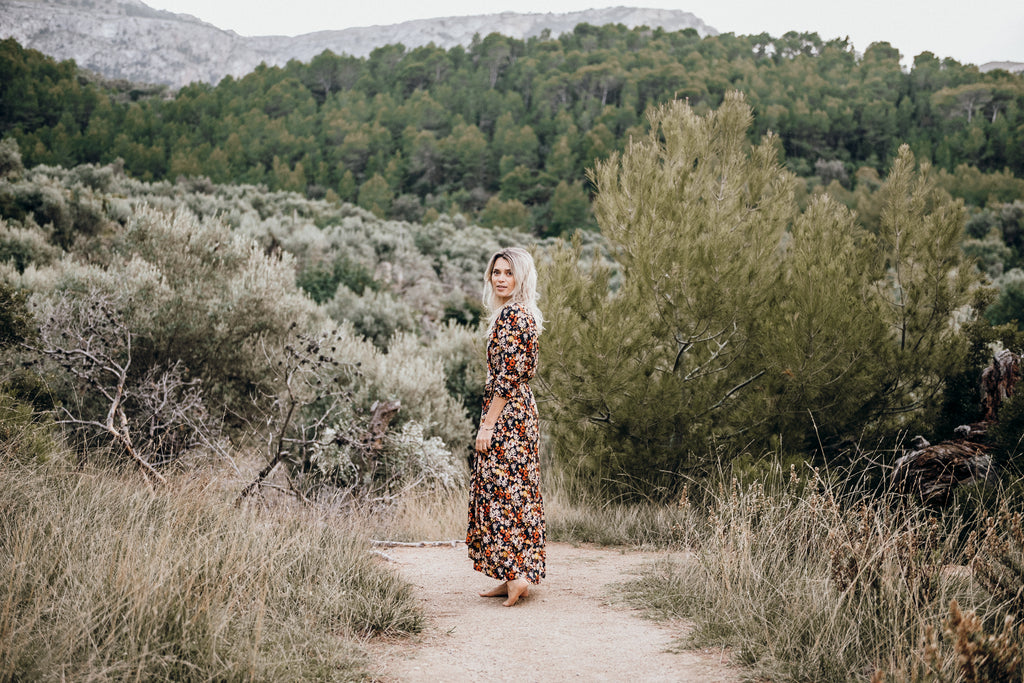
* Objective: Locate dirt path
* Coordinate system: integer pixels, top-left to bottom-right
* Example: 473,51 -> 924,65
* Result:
368,542 -> 739,682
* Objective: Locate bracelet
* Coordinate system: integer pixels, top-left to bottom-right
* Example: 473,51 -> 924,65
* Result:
480,426 -> 494,432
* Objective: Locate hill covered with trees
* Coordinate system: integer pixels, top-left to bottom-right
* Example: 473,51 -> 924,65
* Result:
2,25 -> 1023,238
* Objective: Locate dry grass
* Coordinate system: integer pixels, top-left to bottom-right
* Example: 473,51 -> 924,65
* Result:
364,467 -> 691,548
0,456 -> 424,682
364,484 -> 469,542
619,463 -> 1024,682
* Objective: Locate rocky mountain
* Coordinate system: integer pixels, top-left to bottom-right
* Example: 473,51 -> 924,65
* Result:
0,0 -> 717,88
980,61 -> 1024,75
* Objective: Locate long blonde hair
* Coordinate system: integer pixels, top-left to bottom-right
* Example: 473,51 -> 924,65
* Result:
482,247 -> 544,335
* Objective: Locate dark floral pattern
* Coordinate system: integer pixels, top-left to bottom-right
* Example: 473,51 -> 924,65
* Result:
467,302 -> 546,584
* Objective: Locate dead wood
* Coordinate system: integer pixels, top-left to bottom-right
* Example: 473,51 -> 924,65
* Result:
370,539 -> 465,548
894,350 -> 1020,506
981,349 -> 1021,421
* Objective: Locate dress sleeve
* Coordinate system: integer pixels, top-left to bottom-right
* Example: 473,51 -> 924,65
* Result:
490,304 -> 538,401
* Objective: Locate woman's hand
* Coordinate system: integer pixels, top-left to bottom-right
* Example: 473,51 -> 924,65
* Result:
476,396 -> 506,453
475,424 -> 494,453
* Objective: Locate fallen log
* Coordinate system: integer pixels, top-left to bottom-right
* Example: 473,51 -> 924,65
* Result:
894,350 -> 1019,506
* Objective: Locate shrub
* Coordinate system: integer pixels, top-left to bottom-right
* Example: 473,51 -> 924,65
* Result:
542,93 -> 977,494
988,390 -> 1024,468
0,389 -> 60,464
0,220 -> 62,271
354,332 -> 473,452
985,268 -> 1024,329
0,137 -> 23,179
0,278 -> 32,347
327,285 -> 417,349
424,320 -> 486,414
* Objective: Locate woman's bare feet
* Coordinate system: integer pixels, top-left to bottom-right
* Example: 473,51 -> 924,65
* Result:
479,581 -> 508,598
502,578 -> 530,607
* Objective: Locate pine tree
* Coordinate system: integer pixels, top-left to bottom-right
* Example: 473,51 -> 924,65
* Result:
540,94 -> 979,493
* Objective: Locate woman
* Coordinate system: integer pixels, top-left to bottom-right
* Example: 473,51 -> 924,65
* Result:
467,247 -> 546,607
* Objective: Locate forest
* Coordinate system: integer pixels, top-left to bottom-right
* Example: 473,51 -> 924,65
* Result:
2,27 -> 1024,232
2,23 -> 1024,682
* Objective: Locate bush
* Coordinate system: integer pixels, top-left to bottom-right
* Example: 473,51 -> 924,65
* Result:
0,390 -> 60,464
0,220 -> 62,272
985,269 -> 1024,329
542,94 -> 977,494
297,253 -> 379,303
0,137 -> 23,180
0,278 -> 32,346
424,320 -> 485,414
327,285 -> 417,349
352,331 -> 473,453
988,390 -> 1024,468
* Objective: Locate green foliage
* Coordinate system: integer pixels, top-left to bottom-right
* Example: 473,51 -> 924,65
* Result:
0,390 -> 59,463
985,268 -> 1024,328
988,390 -> 1024,468
0,220 -> 62,272
542,94 -> 979,493
870,146 -> 977,417
477,195 -> 530,229
353,332 -> 473,451
2,30 -> 1022,236
357,173 -> 393,217
546,180 -> 593,235
327,286 -> 417,349
0,278 -> 31,346
423,320 -> 485,415
296,253 -> 378,303
0,137 -> 23,179
759,194 -> 884,444
963,230 -> 1014,279
936,165 -> 1024,206
0,156 -> 542,478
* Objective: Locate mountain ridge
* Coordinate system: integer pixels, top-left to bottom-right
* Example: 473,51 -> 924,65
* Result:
0,0 -> 717,87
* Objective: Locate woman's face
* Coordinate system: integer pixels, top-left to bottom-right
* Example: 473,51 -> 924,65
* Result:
490,257 -> 515,304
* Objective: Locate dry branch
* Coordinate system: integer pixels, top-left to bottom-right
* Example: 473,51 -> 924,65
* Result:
235,331 -> 361,504
369,539 -> 465,548
30,291 -> 172,488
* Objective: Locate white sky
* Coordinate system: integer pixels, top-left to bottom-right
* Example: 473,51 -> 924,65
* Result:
146,0 -> 1024,67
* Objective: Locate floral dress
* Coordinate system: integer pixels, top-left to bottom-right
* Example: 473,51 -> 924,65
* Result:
467,302 -> 546,584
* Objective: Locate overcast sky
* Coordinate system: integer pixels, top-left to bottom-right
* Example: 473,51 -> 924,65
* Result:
145,0 -> 1024,67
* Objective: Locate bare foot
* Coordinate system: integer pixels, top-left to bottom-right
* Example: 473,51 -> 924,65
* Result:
479,581 -> 508,598
502,578 -> 530,607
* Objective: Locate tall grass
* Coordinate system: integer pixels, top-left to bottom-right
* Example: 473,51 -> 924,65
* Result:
366,467 -> 691,547
620,463 -> 1024,682
0,456 -> 423,681
543,467 -> 691,547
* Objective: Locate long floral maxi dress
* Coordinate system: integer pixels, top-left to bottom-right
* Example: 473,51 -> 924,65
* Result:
467,302 -> 546,584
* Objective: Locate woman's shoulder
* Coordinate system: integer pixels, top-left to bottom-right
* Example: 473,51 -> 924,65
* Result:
498,302 -> 536,331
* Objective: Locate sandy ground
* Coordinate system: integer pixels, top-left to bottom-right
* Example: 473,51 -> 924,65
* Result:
367,542 -> 740,683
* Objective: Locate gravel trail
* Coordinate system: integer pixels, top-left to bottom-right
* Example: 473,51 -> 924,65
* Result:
369,541 -> 739,682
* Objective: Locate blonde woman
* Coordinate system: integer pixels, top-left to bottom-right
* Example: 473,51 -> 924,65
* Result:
467,247 -> 546,607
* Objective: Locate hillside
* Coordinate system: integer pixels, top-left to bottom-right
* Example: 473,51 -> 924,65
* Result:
980,60 -> 1024,74
0,0 -> 716,87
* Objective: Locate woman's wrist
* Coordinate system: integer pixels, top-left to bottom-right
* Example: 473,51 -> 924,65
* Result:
479,424 -> 494,431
